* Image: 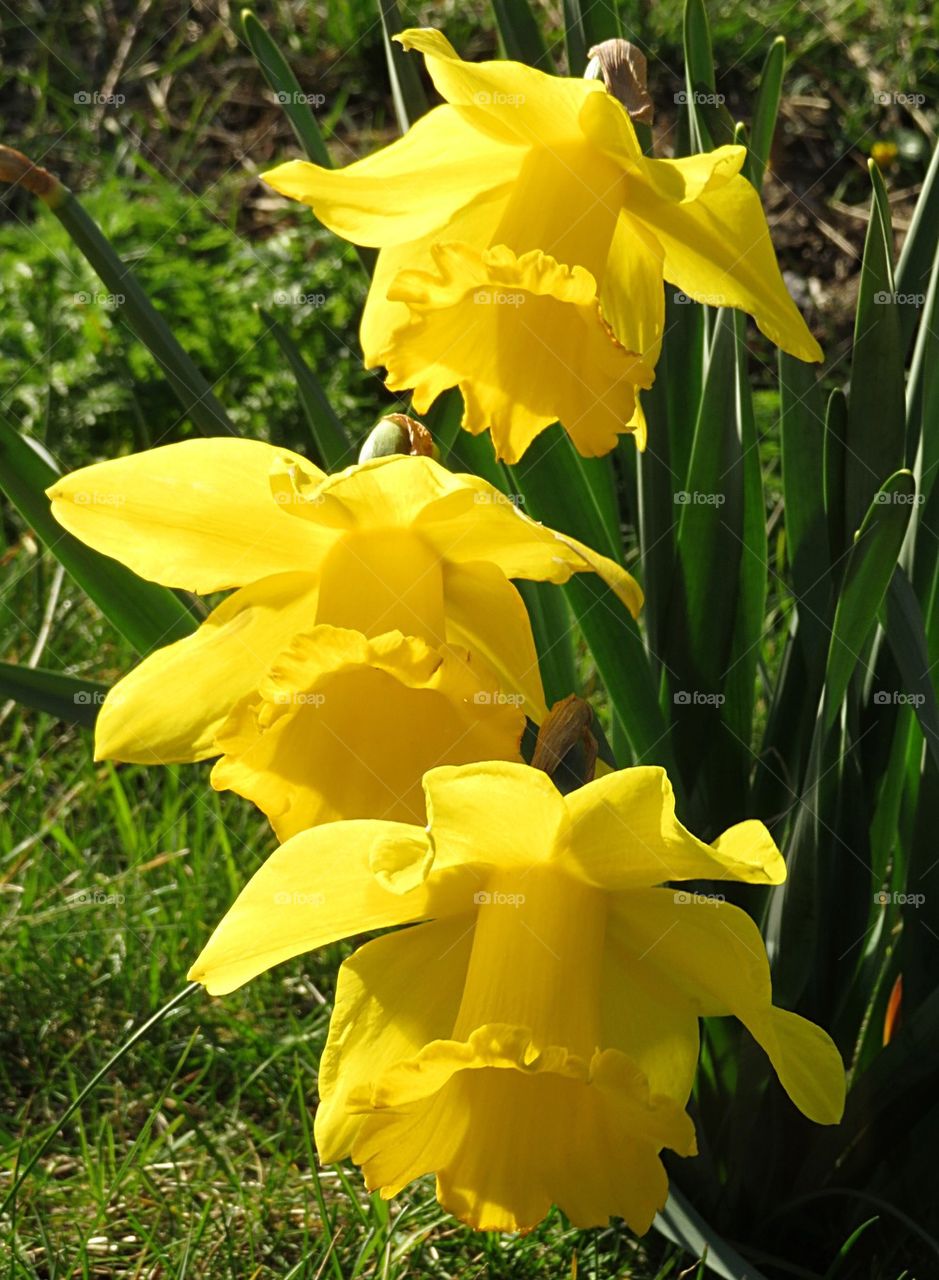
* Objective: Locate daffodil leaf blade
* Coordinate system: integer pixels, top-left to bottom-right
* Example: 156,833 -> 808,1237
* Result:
823,470 -> 916,728
490,0 -> 549,67
0,662 -> 107,729
377,0 -> 430,134
0,415 -> 197,655
882,565 -> 939,774
260,309 -> 357,472
895,139 -> 939,355
748,36 -> 786,191
844,163 -> 906,540
241,9 -> 332,169
655,1183 -> 773,1280
49,189 -> 237,438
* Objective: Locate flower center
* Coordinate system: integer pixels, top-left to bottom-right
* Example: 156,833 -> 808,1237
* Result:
315,528 -> 446,644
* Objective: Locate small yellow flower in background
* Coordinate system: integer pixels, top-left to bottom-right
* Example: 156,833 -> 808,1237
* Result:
189,760 -> 845,1233
47,438 -> 640,771
264,29 -> 822,463
871,140 -> 898,170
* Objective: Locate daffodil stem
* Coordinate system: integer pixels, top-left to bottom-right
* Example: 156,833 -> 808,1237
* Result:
1,982 -> 199,1219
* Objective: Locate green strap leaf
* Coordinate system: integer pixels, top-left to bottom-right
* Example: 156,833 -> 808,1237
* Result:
241,10 -> 332,168
0,414 -> 196,655
260,309 -> 356,472
655,1184 -> 772,1280
844,162 -> 906,540
748,37 -> 786,191
377,0 -> 429,134
46,185 -> 236,438
883,566 -> 939,774
895,140 -> 939,356
491,0 -> 549,66
823,470 -> 916,728
0,662 -> 108,728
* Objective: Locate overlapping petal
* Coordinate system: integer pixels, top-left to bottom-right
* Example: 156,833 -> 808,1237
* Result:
95,572 -> 319,763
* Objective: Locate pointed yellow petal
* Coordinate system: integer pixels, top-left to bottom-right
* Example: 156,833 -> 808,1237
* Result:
563,765 -> 786,888
613,889 -> 846,1123
47,439 -> 330,592
187,821 -> 480,995
396,28 -> 601,146
262,106 -> 520,248
94,572 -> 319,763
628,160 -> 823,362
211,628 -> 524,840
378,241 -> 653,462
315,918 -> 473,1163
600,210 -> 666,368
442,561 -> 548,722
417,472 -> 644,617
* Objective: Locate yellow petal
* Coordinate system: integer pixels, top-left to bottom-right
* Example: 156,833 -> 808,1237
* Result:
396,28 -> 602,148
600,210 -> 666,368
315,917 -> 473,1163
187,821 -> 481,995
601,919 -> 701,1103
562,765 -> 786,888
628,161 -> 823,363
94,572 -> 319,763
613,889 -> 846,1124
352,1023 -> 695,1233
442,561 -> 548,722
378,241 -> 654,462
47,439 -> 331,592
422,761 -> 567,874
262,105 -> 521,248
211,628 -> 524,841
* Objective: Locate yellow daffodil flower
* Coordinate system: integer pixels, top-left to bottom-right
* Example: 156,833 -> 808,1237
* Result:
47,439 -> 640,769
189,760 -> 845,1233
264,29 -> 822,463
